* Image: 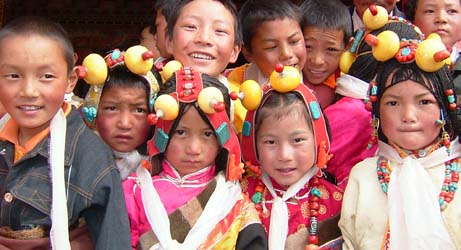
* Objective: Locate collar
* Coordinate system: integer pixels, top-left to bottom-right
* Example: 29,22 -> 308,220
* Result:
160,160 -> 216,187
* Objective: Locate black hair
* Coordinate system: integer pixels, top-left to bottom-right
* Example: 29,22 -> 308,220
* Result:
100,65 -> 152,113
239,0 -> 302,52
0,16 -> 74,74
167,0 -> 242,45
154,72 -> 231,175
348,21 -> 422,82
372,60 -> 460,143
403,0 -> 418,22
300,0 -> 353,46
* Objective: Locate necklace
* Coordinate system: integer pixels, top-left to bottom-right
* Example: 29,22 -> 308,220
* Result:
376,155 -> 460,211
251,176 -> 322,250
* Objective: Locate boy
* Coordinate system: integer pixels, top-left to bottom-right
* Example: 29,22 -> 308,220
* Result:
154,0 -> 179,64
166,0 -> 244,131
0,16 -> 131,249
301,0 -> 353,108
226,0 -> 306,133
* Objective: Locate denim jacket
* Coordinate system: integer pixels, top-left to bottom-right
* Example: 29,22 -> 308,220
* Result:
0,107 -> 131,250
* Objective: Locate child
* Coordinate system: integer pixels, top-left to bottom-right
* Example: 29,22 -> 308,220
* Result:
0,16 -> 130,249
330,7 -> 427,188
301,0 -> 352,109
153,0 -> 178,64
226,0 -> 306,133
165,0 -> 244,132
123,67 -> 267,249
80,47 -> 155,180
339,33 -> 461,248
241,65 -> 343,249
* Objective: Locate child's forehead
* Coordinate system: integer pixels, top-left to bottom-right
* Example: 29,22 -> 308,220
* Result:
0,34 -> 66,61
303,27 -> 345,40
179,0 -> 235,21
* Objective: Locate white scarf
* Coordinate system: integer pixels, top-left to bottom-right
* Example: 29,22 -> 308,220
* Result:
335,74 -> 369,100
137,167 -> 241,250
113,150 -> 147,180
262,166 -> 318,250
49,109 -> 71,250
378,141 -> 459,250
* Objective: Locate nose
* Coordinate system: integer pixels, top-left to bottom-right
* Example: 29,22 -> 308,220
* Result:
185,136 -> 201,155
117,110 -> 133,130
309,50 -> 325,66
435,10 -> 448,24
194,27 -> 213,45
20,78 -> 39,98
277,143 -> 294,162
401,104 -> 417,123
279,44 -> 294,62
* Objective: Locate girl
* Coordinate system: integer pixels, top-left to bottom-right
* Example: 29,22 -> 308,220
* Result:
80,47 -> 156,180
240,65 -> 343,250
339,34 -> 461,248
123,66 -> 267,250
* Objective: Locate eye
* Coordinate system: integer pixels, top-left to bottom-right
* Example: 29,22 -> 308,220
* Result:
327,47 -> 341,52
5,73 -> 20,79
424,9 -> 434,14
174,130 -> 186,136
42,73 -> 55,79
104,106 -> 117,111
419,99 -> 434,105
204,131 -> 215,137
264,45 -> 277,51
293,137 -> 306,143
385,101 -> 398,106
448,8 -> 459,14
263,139 -> 275,145
135,107 -> 147,113
289,38 -> 301,45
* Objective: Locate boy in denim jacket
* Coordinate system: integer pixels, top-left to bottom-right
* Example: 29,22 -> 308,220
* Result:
0,16 -> 130,250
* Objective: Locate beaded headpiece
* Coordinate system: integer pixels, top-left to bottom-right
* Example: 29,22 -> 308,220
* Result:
241,64 -> 332,175
77,45 -> 159,126
146,66 -> 262,181
339,5 -> 450,74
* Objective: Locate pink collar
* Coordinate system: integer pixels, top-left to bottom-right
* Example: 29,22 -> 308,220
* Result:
160,160 -> 216,187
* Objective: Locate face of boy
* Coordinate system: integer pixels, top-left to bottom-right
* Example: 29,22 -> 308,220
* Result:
155,10 -> 171,58
95,86 -> 151,152
244,18 -> 306,78
379,80 -> 441,151
0,34 -> 76,143
167,0 -> 240,77
354,0 -> 398,19
303,27 -> 345,85
164,107 -> 219,176
413,0 -> 461,48
256,107 -> 315,188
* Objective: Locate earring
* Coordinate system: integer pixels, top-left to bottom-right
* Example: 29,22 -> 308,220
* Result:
368,116 -> 379,149
436,112 -> 451,155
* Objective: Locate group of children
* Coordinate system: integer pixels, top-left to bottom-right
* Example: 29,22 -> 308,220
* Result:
0,0 -> 461,249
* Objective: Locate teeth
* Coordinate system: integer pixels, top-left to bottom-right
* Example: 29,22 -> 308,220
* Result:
20,106 -> 40,111
190,53 -> 213,60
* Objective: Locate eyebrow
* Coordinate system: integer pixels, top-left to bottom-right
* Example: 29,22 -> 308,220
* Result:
262,31 -> 300,42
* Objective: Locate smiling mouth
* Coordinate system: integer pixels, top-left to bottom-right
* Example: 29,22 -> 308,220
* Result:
18,105 -> 42,111
190,53 -> 214,60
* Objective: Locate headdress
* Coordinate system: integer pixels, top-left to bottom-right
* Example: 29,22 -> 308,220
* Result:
241,64 -> 332,175
146,66 -> 262,181
76,45 -> 159,127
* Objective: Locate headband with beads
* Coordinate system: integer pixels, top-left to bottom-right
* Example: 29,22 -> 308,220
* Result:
146,66 -> 263,181
77,45 -> 158,126
241,64 -> 332,176
339,5 -> 451,74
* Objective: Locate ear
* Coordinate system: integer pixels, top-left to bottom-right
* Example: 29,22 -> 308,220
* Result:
345,36 -> 354,52
228,44 -> 242,64
242,46 -> 254,63
66,67 -> 79,94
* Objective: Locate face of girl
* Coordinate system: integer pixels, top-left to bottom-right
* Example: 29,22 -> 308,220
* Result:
379,80 -> 441,150
164,106 -> 219,176
256,106 -> 316,187
95,86 -> 151,152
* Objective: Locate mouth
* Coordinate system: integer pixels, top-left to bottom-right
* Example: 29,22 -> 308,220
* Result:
275,168 -> 296,174
115,135 -> 133,140
189,52 -> 215,61
18,105 -> 42,111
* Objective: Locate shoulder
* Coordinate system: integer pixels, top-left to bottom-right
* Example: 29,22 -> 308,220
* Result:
349,157 -> 379,180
